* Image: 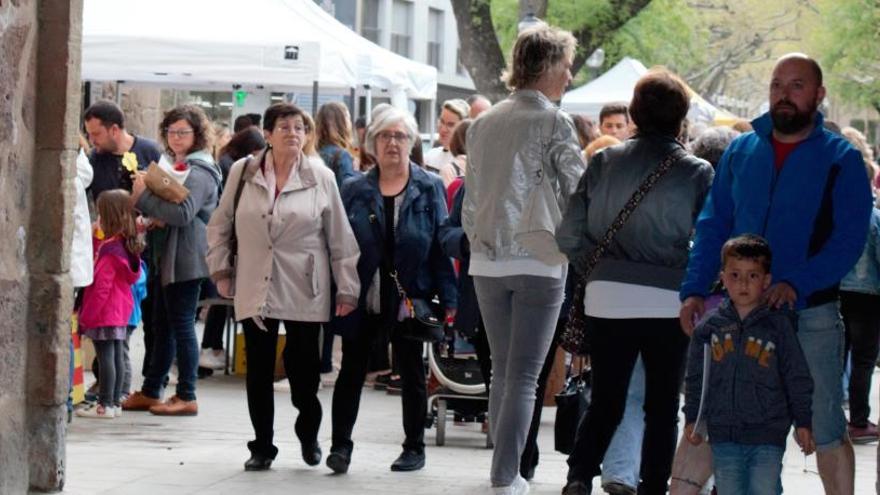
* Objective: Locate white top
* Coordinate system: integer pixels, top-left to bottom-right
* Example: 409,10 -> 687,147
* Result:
469,252 -> 565,279
424,147 -> 453,173
584,281 -> 680,319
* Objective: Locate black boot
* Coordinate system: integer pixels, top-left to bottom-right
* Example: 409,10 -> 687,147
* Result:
326,446 -> 351,474
244,453 -> 273,471
390,449 -> 425,472
301,441 -> 322,466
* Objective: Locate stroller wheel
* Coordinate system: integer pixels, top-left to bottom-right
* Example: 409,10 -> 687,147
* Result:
435,399 -> 446,446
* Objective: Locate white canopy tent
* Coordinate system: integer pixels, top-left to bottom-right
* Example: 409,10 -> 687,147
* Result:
561,57 -> 738,126
81,0 -> 437,102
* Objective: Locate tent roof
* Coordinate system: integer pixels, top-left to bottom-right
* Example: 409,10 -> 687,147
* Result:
561,57 -> 739,125
81,0 -> 437,99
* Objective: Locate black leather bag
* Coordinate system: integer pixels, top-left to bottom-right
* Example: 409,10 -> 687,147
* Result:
554,365 -> 591,455
395,297 -> 445,343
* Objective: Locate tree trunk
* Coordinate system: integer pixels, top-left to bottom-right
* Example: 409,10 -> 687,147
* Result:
449,0 -> 509,102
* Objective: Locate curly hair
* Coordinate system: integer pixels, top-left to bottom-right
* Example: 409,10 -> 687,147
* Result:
159,104 -> 214,156
503,25 -> 576,91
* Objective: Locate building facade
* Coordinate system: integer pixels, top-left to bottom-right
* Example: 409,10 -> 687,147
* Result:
319,0 -> 477,122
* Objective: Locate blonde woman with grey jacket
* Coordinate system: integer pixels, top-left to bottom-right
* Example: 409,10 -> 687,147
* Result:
206,103 -> 360,472
463,25 -> 584,494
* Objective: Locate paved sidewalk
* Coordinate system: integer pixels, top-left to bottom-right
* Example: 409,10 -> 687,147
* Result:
62,332 -> 879,494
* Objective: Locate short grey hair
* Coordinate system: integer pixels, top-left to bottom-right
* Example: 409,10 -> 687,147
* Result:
365,107 -> 419,157
690,126 -> 740,168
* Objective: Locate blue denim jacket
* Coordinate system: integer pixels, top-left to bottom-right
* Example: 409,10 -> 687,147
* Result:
340,163 -> 457,322
840,206 -> 880,295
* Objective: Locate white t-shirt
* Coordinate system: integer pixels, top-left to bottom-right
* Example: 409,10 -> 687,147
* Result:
584,281 -> 680,319
469,252 -> 565,279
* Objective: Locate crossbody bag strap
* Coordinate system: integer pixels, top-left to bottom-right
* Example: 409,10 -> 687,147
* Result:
229,156 -> 255,262
575,147 -> 686,280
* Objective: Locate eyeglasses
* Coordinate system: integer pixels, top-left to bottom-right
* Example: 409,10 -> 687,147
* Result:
274,124 -> 307,134
377,131 -> 410,144
165,128 -> 194,138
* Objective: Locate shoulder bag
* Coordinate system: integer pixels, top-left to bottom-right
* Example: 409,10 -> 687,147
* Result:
560,148 -> 686,356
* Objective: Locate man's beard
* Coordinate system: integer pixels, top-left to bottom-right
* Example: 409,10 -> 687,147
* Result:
770,100 -> 816,135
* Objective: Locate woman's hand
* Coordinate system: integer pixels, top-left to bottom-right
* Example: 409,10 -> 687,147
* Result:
335,302 -> 355,317
131,171 -> 147,205
216,278 -> 234,299
684,423 -> 703,446
679,296 -> 705,336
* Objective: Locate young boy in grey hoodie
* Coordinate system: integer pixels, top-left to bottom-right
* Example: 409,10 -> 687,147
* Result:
683,234 -> 815,494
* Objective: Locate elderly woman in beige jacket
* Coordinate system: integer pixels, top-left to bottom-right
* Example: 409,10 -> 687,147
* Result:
206,103 -> 360,473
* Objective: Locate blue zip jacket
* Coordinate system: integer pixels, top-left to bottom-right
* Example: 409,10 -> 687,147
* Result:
684,301 -> 813,447
319,144 -> 358,190
339,163 -> 456,329
680,112 -> 872,308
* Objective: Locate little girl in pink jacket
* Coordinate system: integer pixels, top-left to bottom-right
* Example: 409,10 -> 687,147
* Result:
77,189 -> 143,419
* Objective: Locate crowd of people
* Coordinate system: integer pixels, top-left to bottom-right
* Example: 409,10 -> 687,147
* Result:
67,22 -> 880,495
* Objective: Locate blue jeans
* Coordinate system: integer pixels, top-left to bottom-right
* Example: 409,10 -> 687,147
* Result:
602,356 -> 645,489
711,443 -> 783,495
142,279 -> 202,401
797,301 -> 847,451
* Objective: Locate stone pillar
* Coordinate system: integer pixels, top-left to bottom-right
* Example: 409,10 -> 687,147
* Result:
0,0 -> 81,492
120,86 -> 162,141
26,0 -> 83,491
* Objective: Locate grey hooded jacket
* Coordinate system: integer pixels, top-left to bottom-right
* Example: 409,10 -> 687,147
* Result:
684,301 -> 813,447
136,150 -> 221,286
462,90 -> 585,266
556,134 -> 713,289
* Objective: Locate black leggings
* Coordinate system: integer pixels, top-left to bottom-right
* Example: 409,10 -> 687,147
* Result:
566,317 -> 688,494
93,339 -> 125,407
841,291 -> 880,427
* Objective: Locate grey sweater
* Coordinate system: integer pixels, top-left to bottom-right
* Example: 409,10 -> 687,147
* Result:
136,151 -> 221,286
684,301 -> 813,447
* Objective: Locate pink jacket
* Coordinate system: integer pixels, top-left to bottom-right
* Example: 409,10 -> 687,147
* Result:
78,237 -> 141,329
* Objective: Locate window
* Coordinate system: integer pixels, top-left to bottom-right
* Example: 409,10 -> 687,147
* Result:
361,0 -> 381,44
391,0 -> 412,57
427,8 -> 443,71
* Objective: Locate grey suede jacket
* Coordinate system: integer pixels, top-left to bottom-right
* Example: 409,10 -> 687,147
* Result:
462,90 -> 585,266
556,134 -> 713,289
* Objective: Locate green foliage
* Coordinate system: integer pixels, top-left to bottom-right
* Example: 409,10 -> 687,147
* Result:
812,0 -> 880,109
601,0 -> 708,78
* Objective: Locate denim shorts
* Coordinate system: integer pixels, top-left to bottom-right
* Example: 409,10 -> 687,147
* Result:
711,442 -> 783,495
797,301 -> 847,451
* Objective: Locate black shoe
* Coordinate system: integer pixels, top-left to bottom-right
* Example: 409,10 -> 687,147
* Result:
326,447 -> 351,474
386,376 -> 403,396
562,480 -> 591,495
244,453 -> 273,471
301,441 -> 322,466
390,449 -> 425,472
521,464 -> 536,481
374,373 -> 392,390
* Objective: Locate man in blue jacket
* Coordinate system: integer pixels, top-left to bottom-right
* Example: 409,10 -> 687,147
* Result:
679,53 -> 872,494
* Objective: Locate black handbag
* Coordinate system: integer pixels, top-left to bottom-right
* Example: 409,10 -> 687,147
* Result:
554,360 -> 591,455
560,148 -> 685,356
390,270 -> 446,343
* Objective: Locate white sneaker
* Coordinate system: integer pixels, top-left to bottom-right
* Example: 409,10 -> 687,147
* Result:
114,406 -> 123,418
199,349 -> 226,370
490,476 -> 529,495
168,364 -> 179,385
75,403 -> 115,419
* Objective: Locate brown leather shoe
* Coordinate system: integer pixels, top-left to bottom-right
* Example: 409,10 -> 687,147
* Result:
149,395 -> 198,416
121,391 -> 162,411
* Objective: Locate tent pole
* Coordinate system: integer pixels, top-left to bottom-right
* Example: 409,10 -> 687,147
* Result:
365,85 -> 373,124
115,80 -> 123,105
349,87 -> 357,119
312,81 -> 319,116
428,98 -> 436,139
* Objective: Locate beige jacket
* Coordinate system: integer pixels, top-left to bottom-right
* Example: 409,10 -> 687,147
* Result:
206,150 -> 360,322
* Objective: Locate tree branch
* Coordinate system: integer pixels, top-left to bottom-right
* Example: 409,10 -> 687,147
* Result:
570,0 -> 652,75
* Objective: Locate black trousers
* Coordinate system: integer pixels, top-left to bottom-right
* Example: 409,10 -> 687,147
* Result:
243,317 -> 322,459
841,291 -> 880,427
567,317 -> 688,494
332,313 -> 426,454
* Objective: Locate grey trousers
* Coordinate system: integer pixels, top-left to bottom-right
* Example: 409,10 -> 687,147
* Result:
473,273 -> 565,486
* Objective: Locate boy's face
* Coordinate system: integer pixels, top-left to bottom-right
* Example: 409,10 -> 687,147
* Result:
721,257 -> 772,310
